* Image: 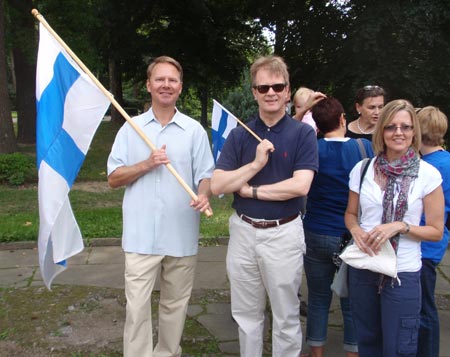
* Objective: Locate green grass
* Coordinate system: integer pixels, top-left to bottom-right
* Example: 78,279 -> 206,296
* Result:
0,121 -> 233,243
0,184 -> 233,243
76,121 -> 121,181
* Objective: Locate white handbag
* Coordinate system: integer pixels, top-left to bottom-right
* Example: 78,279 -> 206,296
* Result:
339,240 -> 397,278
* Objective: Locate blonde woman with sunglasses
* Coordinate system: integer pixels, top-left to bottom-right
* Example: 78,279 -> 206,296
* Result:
345,99 -> 444,356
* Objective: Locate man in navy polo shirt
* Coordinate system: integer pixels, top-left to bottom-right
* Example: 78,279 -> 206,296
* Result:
211,55 -> 318,357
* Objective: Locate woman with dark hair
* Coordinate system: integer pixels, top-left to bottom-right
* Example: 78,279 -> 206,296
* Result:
346,85 -> 386,140
345,99 -> 444,356
303,97 -> 373,357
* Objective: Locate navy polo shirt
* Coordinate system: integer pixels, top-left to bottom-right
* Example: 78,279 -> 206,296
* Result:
216,113 -> 318,220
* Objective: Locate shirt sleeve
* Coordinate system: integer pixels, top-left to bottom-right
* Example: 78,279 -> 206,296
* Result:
293,124 -> 319,172
349,160 -> 364,193
421,160 -> 443,196
107,124 -> 129,176
192,127 -> 215,188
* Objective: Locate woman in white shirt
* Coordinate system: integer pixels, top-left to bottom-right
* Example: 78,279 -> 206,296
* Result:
344,99 -> 444,357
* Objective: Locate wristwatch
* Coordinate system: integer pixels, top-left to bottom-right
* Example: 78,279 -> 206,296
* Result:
252,186 -> 259,199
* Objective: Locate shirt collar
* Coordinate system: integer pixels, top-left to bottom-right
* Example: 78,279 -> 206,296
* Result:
255,113 -> 289,133
144,107 -> 188,130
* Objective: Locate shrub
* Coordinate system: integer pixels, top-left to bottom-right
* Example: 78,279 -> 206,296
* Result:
0,153 -> 37,185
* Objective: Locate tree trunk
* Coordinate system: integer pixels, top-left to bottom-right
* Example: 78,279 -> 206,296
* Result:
109,57 -> 124,124
14,46 -> 36,144
0,0 -> 17,153
9,0 -> 36,144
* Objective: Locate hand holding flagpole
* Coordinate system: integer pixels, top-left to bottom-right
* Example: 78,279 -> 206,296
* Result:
32,9 -> 212,217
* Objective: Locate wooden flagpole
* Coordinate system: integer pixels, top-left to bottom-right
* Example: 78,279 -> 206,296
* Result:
32,9 -> 212,217
233,117 -> 262,143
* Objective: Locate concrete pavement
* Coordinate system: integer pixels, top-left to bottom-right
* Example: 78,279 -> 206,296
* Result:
1,240 -> 450,356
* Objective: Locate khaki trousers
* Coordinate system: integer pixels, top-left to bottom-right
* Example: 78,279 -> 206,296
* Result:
227,213 -> 305,357
123,253 -> 197,357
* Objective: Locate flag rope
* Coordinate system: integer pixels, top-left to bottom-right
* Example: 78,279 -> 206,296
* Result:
31,9 -> 212,217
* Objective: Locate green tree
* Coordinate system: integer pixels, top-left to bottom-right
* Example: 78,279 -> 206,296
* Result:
246,0 -> 350,95
91,0 -> 156,123
145,0 -> 267,127
338,0 -> 450,120
221,70 -> 258,122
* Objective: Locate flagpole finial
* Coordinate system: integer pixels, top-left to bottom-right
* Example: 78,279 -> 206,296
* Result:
31,9 -> 41,18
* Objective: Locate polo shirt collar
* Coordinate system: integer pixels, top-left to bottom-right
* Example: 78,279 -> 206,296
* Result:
255,113 -> 289,133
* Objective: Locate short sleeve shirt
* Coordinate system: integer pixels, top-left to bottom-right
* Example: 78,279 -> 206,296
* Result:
215,114 -> 318,219
349,159 -> 442,272
107,108 -> 214,256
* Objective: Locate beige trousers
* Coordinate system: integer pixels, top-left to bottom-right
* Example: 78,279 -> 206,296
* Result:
227,213 -> 305,357
123,253 -> 197,357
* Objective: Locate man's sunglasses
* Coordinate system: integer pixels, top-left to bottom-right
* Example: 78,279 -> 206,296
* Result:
253,83 -> 287,94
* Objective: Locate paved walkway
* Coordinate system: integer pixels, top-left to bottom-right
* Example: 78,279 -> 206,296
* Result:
1,240 -> 450,356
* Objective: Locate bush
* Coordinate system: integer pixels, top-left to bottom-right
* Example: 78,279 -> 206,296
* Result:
0,153 -> 37,185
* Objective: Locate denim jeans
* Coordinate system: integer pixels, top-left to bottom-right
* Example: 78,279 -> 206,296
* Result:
349,267 -> 421,357
304,229 -> 358,352
417,258 -> 440,357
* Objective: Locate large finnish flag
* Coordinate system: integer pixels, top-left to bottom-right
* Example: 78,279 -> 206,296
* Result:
36,23 -> 110,289
211,99 -> 237,163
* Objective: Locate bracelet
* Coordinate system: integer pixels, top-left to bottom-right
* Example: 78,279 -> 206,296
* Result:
252,186 -> 259,199
403,222 -> 410,234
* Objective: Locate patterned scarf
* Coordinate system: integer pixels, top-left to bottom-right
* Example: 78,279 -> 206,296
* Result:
375,147 -> 420,253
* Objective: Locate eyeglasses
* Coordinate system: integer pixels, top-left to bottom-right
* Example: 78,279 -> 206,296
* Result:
363,85 -> 382,91
253,83 -> 287,94
384,124 -> 414,133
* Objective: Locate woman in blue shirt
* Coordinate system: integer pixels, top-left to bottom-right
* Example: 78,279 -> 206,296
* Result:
416,106 -> 450,357
303,97 -> 373,357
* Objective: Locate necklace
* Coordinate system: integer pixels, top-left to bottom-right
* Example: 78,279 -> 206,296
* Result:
357,118 -> 375,135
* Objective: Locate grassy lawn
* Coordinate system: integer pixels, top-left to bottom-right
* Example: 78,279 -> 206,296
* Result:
0,121 -> 233,243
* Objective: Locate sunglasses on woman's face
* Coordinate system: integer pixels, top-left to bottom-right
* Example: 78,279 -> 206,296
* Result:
363,85 -> 382,91
383,124 -> 414,133
253,83 -> 287,94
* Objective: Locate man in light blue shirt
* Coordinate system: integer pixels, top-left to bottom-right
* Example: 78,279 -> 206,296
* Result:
107,56 -> 214,357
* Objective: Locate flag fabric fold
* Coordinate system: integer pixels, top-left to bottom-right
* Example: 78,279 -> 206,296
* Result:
211,99 -> 238,163
36,23 -> 110,289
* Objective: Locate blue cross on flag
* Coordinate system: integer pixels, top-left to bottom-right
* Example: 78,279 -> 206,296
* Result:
211,99 -> 238,163
36,22 -> 110,289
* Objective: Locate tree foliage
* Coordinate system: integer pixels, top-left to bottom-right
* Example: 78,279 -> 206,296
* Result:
1,0 -> 450,148
337,0 -> 450,119
142,0 -> 267,126
221,70 -> 258,122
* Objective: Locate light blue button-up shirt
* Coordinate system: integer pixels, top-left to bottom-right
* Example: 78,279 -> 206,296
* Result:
107,108 -> 214,256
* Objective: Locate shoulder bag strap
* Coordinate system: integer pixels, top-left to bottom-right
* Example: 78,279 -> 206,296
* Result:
356,138 -> 368,159
358,158 -> 371,221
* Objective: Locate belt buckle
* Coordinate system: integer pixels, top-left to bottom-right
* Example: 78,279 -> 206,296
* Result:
259,220 -> 269,228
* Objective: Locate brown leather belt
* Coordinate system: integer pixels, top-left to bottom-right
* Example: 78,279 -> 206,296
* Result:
239,214 -> 299,229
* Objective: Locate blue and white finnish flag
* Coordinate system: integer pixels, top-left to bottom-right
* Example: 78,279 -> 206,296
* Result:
36,23 -> 110,289
211,99 -> 237,163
